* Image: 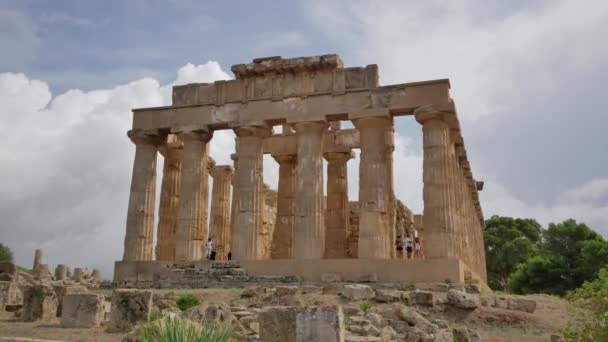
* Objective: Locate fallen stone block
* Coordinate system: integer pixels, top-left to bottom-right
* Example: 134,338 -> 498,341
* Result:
107,289 -> 152,332
342,284 -> 374,301
22,284 -> 58,321
410,290 -> 434,306
53,284 -> 87,317
395,305 -> 435,334
374,289 -> 402,303
60,293 -> 105,328
507,297 -> 536,313
296,305 -> 345,342
258,306 -> 300,342
447,289 -> 479,310
0,281 -> 23,311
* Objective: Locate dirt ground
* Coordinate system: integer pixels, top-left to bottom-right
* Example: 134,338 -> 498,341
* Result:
0,289 -> 571,342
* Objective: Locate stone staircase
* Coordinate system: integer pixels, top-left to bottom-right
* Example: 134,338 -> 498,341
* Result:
154,262 -> 301,289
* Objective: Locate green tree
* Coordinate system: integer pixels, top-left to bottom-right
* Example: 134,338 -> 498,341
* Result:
484,215 -> 542,291
563,266 -> 608,341
510,219 -> 608,295
0,243 -> 13,263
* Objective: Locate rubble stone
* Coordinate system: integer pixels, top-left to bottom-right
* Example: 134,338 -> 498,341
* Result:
22,284 -> 58,321
296,305 -> 345,342
107,289 -> 153,332
321,273 -> 342,283
60,293 -> 105,328
53,284 -> 87,317
410,290 -> 435,306
447,289 -> 479,309
507,297 -> 536,313
374,289 -> 402,303
341,284 -> 374,301
275,285 -> 299,296
0,281 -> 22,310
322,283 -> 344,295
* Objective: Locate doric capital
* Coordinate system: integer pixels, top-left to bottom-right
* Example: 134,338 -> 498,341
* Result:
127,129 -> 164,146
211,165 -> 233,177
178,129 -> 213,142
272,154 -> 297,165
207,157 -> 216,173
292,120 -> 328,134
352,116 -> 392,130
413,105 -> 451,125
234,125 -> 273,139
324,151 -> 354,163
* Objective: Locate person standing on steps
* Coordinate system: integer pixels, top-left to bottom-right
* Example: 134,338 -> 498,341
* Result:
405,235 -> 413,259
206,238 -> 213,260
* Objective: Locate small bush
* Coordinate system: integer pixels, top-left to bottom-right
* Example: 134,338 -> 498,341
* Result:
137,316 -> 232,342
360,301 -> 371,315
176,294 -> 201,311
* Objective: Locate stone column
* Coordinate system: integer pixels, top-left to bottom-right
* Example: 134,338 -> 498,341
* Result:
174,130 -> 213,261
353,116 -> 393,259
32,249 -> 42,270
209,165 -> 233,260
293,121 -> 327,259
231,126 -> 272,260
123,130 -> 161,261
270,154 -> 297,259
55,264 -> 67,281
323,151 -> 353,258
415,109 -> 457,259
385,128 -> 397,259
155,139 -> 182,261
73,268 -> 84,283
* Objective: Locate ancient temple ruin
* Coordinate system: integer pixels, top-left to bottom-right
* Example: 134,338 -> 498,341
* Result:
114,54 -> 487,286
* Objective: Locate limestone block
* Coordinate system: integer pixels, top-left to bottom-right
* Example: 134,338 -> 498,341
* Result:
374,289 -> 402,303
275,286 -> 299,296
60,293 -> 105,328
107,289 -> 153,332
492,295 -> 508,309
0,281 -> 22,310
296,306 -> 345,342
22,284 -> 58,321
321,273 -> 342,283
447,289 -> 479,310
394,305 -> 434,334
258,306 -> 300,342
410,290 -> 435,306
53,284 -> 87,317
507,297 -> 536,313
341,284 -> 374,301
358,274 -> 378,283
322,283 -> 344,295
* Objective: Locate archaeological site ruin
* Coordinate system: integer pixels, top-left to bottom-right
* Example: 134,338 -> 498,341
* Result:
114,54 -> 487,288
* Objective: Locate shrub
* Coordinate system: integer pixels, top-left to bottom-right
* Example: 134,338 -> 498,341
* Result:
176,294 -> 201,311
0,243 -> 13,263
360,301 -> 371,315
137,316 -> 232,342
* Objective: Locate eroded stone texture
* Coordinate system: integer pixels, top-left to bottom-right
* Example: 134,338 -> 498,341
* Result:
324,151 -> 353,258
293,121 -> 327,259
73,268 -> 85,283
232,126 -> 272,260
107,289 -> 153,332
22,284 -> 58,321
156,137 -> 182,261
54,284 -> 87,317
60,293 -> 105,328
54,264 -> 67,281
33,264 -> 50,281
123,130 -> 161,261
0,281 -> 22,311
271,154 -> 296,259
209,165 -> 233,260
175,130 -> 212,261
296,305 -> 345,342
259,186 -> 278,259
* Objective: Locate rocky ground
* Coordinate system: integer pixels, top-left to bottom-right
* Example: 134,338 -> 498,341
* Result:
0,284 -> 570,342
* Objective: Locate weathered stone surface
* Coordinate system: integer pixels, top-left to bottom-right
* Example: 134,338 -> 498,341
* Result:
107,289 -> 153,332
323,283 -> 344,295
0,262 -> 18,282
434,329 -> 454,342
22,284 -> 58,321
275,285 -> 299,296
0,281 -> 22,310
447,289 -> 479,310
53,284 -> 87,317
321,273 -> 342,283
395,305 -> 435,334
60,293 -> 105,328
54,264 -> 67,281
374,289 -> 402,303
296,305 -> 344,342
258,306 -> 300,342
33,264 -> 50,281
181,303 -> 243,332
410,290 -> 435,306
507,297 -> 536,313
341,284 -> 374,301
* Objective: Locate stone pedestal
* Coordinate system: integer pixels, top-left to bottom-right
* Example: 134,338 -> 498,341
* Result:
271,155 -> 296,259
232,126 -> 272,260
156,142 -> 182,261
123,130 -> 161,261
353,117 -> 393,259
415,109 -> 456,259
175,130 -> 213,261
293,121 -> 327,259
324,151 -> 353,258
209,165 -> 233,260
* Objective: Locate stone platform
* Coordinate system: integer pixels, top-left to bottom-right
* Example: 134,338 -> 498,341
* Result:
114,258 -> 485,288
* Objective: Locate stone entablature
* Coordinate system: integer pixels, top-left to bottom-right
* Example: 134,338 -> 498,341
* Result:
118,54 -> 488,285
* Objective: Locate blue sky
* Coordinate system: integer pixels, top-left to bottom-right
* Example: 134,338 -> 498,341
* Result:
1,0 -> 607,276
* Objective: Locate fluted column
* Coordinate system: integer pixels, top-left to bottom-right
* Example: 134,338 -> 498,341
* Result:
324,151 -> 353,258
123,130 -> 161,261
155,140 -> 182,261
386,128 -> 397,259
415,109 -> 457,259
270,154 -> 297,259
174,130 -> 213,261
293,121 -> 327,259
209,165 -> 233,260
353,116 -> 393,259
231,126 -> 272,260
